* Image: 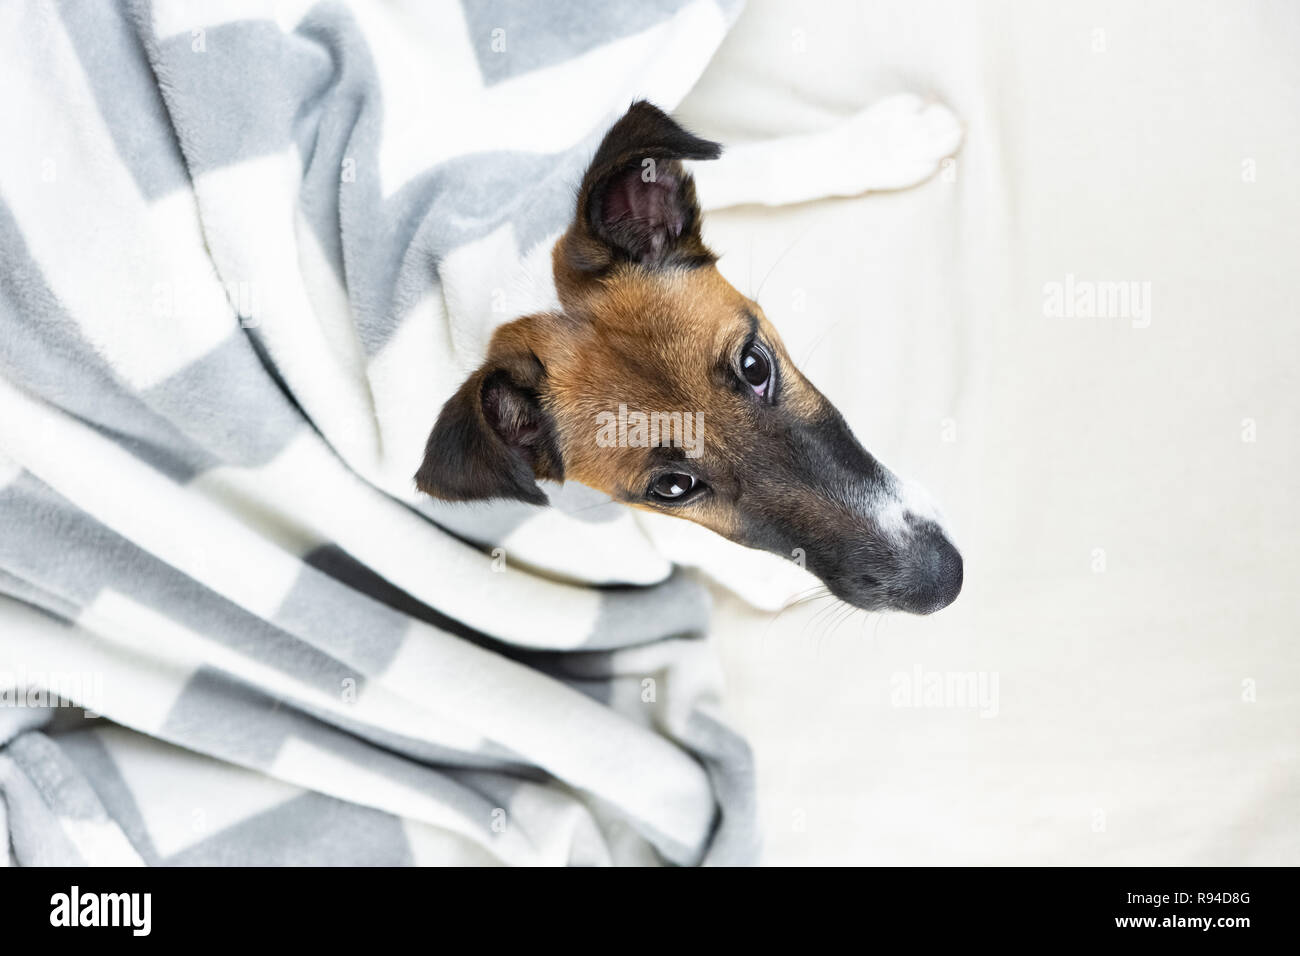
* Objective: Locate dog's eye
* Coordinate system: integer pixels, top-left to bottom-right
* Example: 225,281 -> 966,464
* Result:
740,342 -> 772,397
650,473 -> 697,501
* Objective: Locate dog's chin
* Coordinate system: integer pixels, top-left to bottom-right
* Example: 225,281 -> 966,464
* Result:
817,573 -> 889,613
822,584 -> 949,616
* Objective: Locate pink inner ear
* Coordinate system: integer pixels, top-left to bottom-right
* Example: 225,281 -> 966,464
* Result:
483,375 -> 544,447
602,167 -> 684,260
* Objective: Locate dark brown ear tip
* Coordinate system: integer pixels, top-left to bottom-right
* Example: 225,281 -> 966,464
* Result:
517,485 -> 550,507
606,100 -> 722,163
412,457 -> 550,508
411,457 -> 455,501
625,98 -> 670,122
682,139 -> 723,163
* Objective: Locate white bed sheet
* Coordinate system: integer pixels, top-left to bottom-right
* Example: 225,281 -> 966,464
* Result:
675,0 -> 1300,865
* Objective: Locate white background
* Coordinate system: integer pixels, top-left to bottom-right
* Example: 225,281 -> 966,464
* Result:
677,0 -> 1300,865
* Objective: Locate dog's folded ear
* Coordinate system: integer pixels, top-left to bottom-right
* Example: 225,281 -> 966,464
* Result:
414,318 -> 563,506
562,100 -> 721,275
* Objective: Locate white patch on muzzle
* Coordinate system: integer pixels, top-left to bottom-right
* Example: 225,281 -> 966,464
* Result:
871,475 -> 952,545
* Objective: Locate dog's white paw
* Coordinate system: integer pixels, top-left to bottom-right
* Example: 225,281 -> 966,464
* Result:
825,93 -> 963,196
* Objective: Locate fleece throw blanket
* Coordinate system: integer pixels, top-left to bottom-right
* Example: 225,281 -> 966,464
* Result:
0,0 -> 756,866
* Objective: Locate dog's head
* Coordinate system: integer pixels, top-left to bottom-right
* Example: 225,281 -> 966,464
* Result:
416,102 -> 962,614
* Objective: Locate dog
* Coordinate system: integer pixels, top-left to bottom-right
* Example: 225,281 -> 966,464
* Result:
415,100 -> 963,615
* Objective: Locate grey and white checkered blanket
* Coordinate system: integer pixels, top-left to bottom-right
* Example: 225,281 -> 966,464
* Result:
0,0 -> 756,866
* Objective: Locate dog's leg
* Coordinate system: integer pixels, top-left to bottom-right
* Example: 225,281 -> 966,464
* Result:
690,93 -> 962,210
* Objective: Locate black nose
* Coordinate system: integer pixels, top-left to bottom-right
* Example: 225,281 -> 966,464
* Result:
895,533 -> 963,614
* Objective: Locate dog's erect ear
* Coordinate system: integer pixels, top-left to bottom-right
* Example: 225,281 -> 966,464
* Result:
561,100 -> 721,275
414,318 -> 563,507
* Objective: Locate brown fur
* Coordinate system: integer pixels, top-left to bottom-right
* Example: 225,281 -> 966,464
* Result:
539,266 -> 827,540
